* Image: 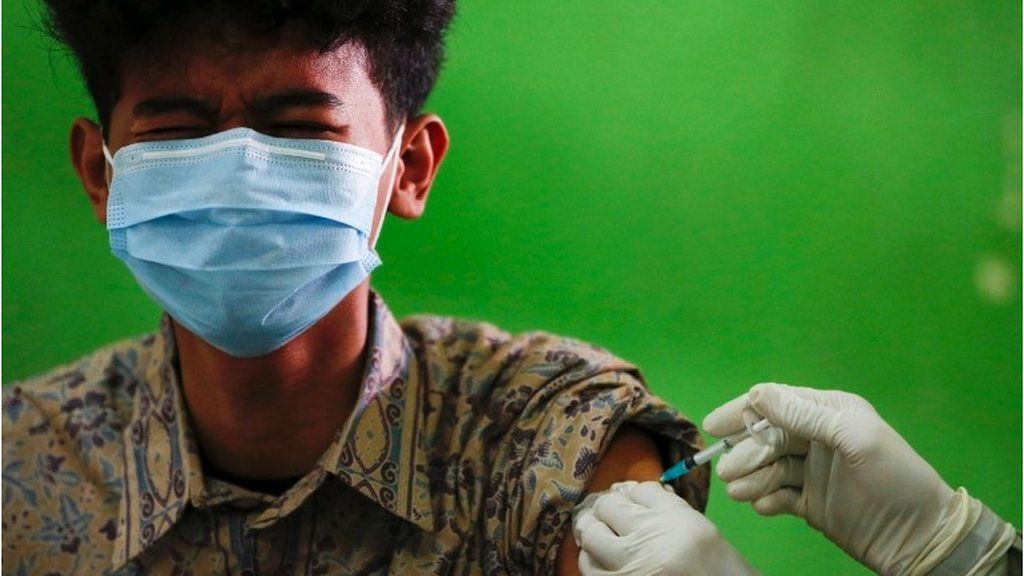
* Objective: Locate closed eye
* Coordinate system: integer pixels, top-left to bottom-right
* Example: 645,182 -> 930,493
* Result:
265,123 -> 338,138
135,126 -> 211,141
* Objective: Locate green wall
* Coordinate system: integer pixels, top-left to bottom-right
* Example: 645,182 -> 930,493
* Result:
4,2 -> 1020,574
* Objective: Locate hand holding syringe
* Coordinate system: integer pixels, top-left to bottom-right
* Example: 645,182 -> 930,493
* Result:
581,384 -> 1018,576
659,417 -> 772,482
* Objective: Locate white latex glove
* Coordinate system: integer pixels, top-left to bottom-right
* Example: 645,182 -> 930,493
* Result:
572,481 -> 759,576
704,383 -> 1015,576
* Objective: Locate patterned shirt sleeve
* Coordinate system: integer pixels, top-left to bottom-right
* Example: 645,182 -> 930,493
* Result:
2,343 -> 141,575
498,333 -> 707,574
409,318 -> 709,576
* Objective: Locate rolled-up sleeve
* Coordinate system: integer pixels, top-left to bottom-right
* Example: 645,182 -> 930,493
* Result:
471,333 -> 708,574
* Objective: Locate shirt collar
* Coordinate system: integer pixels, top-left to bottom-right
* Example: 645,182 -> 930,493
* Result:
318,293 -> 434,532
112,292 -> 434,571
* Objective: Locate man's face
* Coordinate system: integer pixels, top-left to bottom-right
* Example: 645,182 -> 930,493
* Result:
99,23 -> 398,234
66,19 -> 447,357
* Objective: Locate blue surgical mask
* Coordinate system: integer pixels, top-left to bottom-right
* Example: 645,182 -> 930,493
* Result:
103,126 -> 404,357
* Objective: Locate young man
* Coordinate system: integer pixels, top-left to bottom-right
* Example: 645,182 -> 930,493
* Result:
3,2 -> 708,574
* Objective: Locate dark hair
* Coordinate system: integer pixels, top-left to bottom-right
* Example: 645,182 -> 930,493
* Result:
41,0 -> 456,129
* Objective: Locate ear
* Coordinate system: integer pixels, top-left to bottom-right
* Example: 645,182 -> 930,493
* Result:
70,118 -> 110,224
388,113 -> 449,220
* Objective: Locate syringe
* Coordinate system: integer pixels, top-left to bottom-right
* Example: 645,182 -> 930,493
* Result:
660,418 -> 773,483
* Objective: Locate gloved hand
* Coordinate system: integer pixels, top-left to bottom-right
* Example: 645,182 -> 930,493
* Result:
704,383 -> 1014,576
572,481 -> 759,576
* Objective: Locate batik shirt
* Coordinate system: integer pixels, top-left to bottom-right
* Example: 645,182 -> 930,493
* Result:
3,293 -> 708,575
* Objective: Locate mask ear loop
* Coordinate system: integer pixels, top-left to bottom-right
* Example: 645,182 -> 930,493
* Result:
101,141 -> 115,185
369,124 -> 406,249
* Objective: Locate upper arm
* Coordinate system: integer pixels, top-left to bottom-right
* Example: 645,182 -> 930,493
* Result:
554,425 -> 664,576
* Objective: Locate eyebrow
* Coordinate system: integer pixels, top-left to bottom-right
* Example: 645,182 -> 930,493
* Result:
250,90 -> 345,116
132,96 -> 217,119
130,90 -> 345,120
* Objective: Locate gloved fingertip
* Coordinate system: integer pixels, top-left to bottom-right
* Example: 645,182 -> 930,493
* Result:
747,382 -> 781,405
751,488 -> 800,517
747,383 -> 793,423
700,410 -> 720,432
609,480 -> 639,495
749,383 -> 841,446
715,453 -> 739,481
724,481 -> 741,500
573,506 -> 594,525
592,490 -> 630,519
572,507 -> 595,545
574,492 -> 601,515
703,393 -> 750,436
628,480 -> 689,510
725,479 -> 762,503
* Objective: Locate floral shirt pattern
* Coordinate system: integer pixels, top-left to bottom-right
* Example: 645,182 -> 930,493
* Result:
3,293 -> 708,575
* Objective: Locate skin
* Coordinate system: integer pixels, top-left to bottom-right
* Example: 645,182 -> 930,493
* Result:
68,22 -> 663,575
